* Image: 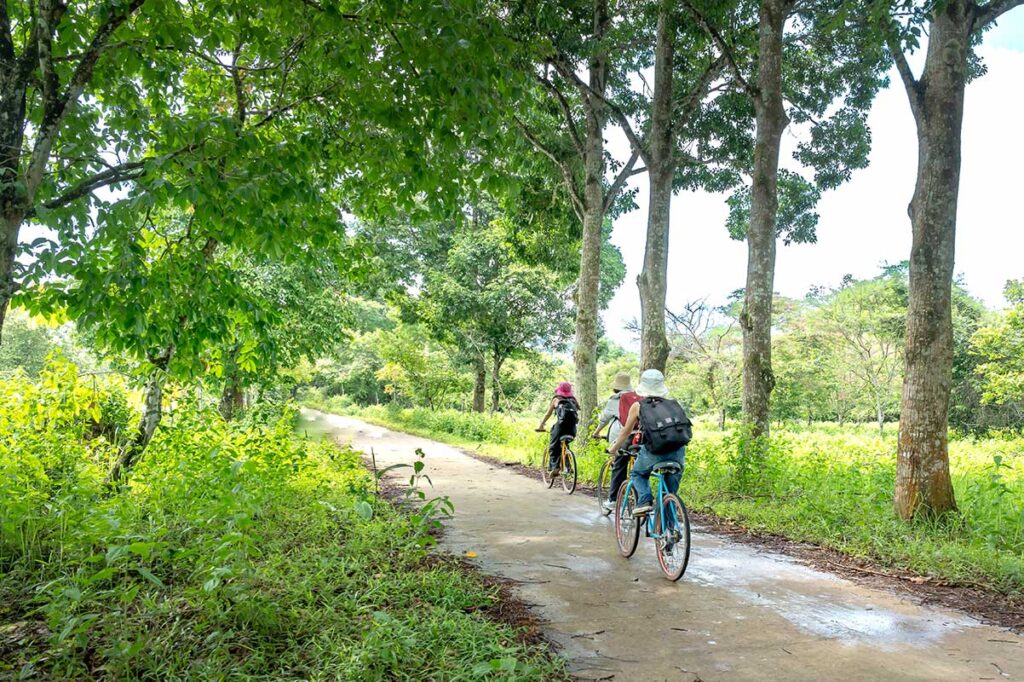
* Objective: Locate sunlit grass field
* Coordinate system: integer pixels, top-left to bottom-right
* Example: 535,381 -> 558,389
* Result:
307,396 -> 1024,597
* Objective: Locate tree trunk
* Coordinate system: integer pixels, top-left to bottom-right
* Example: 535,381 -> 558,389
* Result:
0,217 -> 18,344
719,408 -> 726,431
740,0 -> 788,441
106,351 -> 172,485
473,356 -> 486,413
218,348 -> 245,421
0,76 -> 29,344
638,4 -> 675,373
573,0 -> 611,438
490,355 -> 504,413
877,398 -> 885,436
220,381 -> 244,421
894,3 -> 970,519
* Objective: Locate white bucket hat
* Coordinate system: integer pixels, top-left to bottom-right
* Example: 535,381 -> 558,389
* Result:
636,369 -> 669,398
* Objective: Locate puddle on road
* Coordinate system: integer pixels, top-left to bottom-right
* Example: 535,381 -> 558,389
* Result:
687,537 -> 974,650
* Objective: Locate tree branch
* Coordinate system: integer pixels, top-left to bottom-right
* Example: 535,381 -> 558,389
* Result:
673,55 -> 728,127
976,0 -> 1024,28
26,143 -> 200,218
36,0 -> 66,122
30,162 -> 146,216
537,73 -> 584,156
513,114 -> 584,222
24,0 -> 147,200
603,146 -> 641,215
681,0 -> 756,98
548,56 -> 649,165
884,29 -> 922,119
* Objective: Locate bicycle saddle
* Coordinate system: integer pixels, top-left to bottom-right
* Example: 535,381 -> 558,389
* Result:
652,461 -> 682,474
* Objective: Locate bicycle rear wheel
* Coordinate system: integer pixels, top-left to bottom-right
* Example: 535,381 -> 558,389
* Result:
597,458 -> 613,515
561,447 -> 577,494
614,482 -> 640,558
655,493 -> 691,581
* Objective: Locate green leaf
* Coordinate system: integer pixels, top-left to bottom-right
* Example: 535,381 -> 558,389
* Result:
135,566 -> 165,588
354,500 -> 374,520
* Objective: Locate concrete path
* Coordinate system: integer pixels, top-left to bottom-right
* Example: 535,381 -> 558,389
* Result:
300,409 -> 1024,681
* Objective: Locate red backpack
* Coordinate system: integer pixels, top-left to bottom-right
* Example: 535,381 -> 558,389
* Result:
617,390 -> 641,427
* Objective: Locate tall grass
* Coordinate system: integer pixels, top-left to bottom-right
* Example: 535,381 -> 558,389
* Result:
307,393 -> 1024,597
1,365 -> 562,680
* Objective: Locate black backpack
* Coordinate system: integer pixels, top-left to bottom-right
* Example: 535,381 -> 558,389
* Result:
555,397 -> 579,431
638,397 -> 692,454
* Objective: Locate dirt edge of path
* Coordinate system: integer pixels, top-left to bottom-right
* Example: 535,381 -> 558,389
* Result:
416,436 -> 1024,636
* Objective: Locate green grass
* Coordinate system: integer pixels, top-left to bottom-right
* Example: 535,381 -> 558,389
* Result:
304,393 -> 1024,599
0,366 -> 563,681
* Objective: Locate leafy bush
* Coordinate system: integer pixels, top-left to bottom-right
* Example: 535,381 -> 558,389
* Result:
1,365 -> 561,680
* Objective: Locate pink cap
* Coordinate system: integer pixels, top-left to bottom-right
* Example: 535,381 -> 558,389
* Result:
555,382 -> 574,398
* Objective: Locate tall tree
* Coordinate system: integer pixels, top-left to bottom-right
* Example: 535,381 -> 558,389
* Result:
512,0 -> 641,434
592,5 -> 728,373
687,0 -> 886,442
879,0 -> 1023,518
419,220 -> 571,413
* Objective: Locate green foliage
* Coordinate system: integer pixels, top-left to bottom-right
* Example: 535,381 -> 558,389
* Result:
0,310 -> 57,378
726,170 -> 823,245
375,322 -> 470,409
418,218 -> 572,368
0,365 -> 560,680
973,280 -> 1024,412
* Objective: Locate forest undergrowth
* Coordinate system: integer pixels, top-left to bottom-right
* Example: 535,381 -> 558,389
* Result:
0,362 -> 562,681
303,393 -> 1024,599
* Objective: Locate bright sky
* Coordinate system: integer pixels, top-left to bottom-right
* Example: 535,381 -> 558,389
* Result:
603,13 -> 1024,349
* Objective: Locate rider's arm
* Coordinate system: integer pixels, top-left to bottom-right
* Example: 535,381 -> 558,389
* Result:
537,398 -> 556,430
592,398 -> 615,438
609,402 -> 640,452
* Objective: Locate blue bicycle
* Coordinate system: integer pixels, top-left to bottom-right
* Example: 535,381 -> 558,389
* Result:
614,461 -> 691,581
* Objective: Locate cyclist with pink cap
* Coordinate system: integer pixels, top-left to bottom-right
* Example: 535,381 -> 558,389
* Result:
536,382 -> 580,477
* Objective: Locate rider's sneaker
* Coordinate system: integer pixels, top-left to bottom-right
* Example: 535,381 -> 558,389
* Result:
548,468 -> 560,478
632,503 -> 653,517
601,498 -> 615,512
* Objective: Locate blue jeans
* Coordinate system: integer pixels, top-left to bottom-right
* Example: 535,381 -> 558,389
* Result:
630,445 -> 685,506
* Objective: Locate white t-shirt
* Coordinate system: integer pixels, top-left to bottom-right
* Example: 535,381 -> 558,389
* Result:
598,393 -> 623,442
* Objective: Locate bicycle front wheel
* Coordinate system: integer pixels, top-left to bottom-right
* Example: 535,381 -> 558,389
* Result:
655,493 -> 691,581
561,447 -> 577,494
614,482 -> 640,558
597,458 -> 613,515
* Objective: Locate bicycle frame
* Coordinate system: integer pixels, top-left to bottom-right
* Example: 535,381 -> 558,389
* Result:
621,470 -> 677,542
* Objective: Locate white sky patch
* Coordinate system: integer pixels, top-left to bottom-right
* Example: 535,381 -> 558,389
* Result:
603,34 -> 1024,349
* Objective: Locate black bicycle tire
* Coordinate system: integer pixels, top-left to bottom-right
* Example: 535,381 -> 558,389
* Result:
597,458 -> 613,515
562,447 -> 577,494
614,482 -> 640,558
655,493 -> 691,581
